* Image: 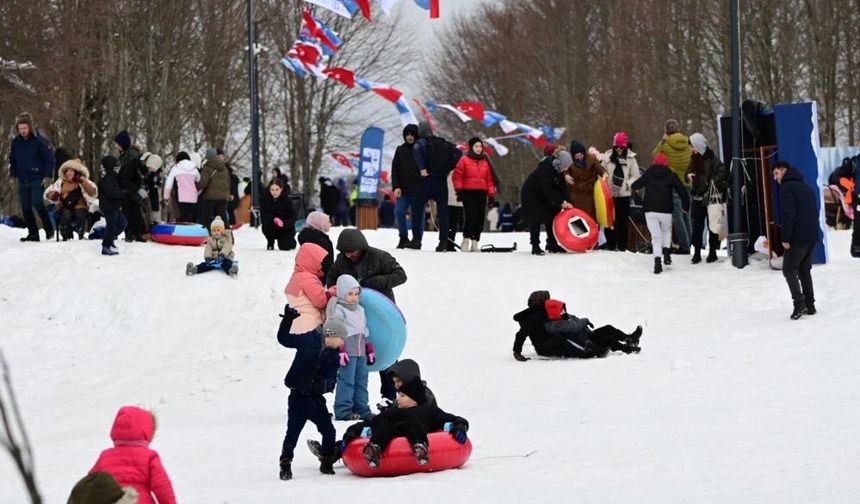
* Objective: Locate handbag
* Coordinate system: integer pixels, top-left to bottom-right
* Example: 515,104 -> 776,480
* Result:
707,180 -> 727,240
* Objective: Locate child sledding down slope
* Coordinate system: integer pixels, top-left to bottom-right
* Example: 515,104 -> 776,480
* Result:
512,290 -> 643,361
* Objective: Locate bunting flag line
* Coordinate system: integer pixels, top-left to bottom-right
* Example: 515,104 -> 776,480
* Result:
484,137 -> 509,156
301,10 -> 343,54
413,0 -> 440,18
322,67 -> 356,87
455,101 -> 485,121
331,152 -> 355,169
304,0 -> 358,18
355,77 -> 403,103
355,0 -> 372,19
395,96 -> 419,126
539,126 -> 567,143
376,0 -> 403,15
413,98 -> 436,132
437,103 -> 472,122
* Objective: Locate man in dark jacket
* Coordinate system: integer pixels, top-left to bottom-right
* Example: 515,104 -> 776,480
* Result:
198,148 -> 231,230
327,228 -> 406,400
772,161 -> 822,319
392,124 -> 423,248
520,150 -> 571,255
276,307 -> 344,480
412,122 -> 462,252
114,130 -> 147,242
9,112 -> 55,241
97,156 -> 128,256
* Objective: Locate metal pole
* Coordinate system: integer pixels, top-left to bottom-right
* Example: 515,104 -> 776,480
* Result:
729,0 -> 748,268
247,0 -> 261,227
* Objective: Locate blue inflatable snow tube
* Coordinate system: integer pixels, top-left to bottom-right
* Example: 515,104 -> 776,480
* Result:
151,222 -> 209,246
360,288 -> 407,372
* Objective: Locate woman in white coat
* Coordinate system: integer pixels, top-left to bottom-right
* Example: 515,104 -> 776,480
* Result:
600,132 -> 640,251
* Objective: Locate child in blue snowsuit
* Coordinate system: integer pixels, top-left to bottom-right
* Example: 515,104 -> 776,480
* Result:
327,274 -> 375,420
276,306 -> 346,481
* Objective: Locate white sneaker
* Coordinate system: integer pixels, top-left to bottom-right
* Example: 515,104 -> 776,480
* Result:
470,240 -> 480,252
460,237 -> 471,250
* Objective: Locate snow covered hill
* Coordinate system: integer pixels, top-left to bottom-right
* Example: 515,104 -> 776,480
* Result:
1,226 -> 858,503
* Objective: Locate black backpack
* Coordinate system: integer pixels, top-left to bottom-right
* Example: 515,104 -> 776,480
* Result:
425,136 -> 460,175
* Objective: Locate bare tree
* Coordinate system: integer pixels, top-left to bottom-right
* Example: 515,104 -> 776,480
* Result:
0,350 -> 42,504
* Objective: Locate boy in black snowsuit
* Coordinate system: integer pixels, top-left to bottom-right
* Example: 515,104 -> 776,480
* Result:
513,290 -> 643,361
97,156 -> 128,256
276,306 -> 345,481
360,378 -> 468,468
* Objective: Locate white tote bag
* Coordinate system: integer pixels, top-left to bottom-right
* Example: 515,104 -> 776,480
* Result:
707,180 -> 727,240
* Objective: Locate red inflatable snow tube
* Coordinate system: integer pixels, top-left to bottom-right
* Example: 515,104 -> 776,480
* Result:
552,208 -> 599,252
342,432 -> 472,477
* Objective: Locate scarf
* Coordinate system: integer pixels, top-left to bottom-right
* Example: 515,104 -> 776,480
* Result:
609,150 -> 628,187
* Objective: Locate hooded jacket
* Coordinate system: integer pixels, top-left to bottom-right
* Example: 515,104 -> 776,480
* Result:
513,304 -> 598,358
387,359 -> 437,407
652,133 -> 692,185
778,167 -> 823,244
285,243 -> 331,333
391,124 -> 421,195
297,226 -> 334,277
325,274 -> 369,356
163,159 -> 200,204
631,163 -> 690,214
520,157 -> 567,225
118,147 -> 143,193
326,229 -> 407,302
44,160 -> 99,212
277,318 -> 340,396
198,156 -> 230,201
9,126 -> 54,182
89,406 -> 176,504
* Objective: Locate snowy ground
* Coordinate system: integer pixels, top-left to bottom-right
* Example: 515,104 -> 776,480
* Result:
1,225 -> 858,503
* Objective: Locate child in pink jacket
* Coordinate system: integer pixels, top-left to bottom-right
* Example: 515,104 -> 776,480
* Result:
284,242 -> 332,333
89,406 -> 177,504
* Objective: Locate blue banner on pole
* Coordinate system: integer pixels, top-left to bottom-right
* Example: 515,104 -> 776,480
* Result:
357,126 -> 385,201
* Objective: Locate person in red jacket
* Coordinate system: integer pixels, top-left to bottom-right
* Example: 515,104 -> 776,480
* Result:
452,137 -> 496,252
89,406 -> 177,504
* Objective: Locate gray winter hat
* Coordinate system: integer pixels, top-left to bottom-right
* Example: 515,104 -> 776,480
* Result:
323,316 -> 348,338
553,151 -> 573,171
204,148 -> 218,159
689,133 -> 708,154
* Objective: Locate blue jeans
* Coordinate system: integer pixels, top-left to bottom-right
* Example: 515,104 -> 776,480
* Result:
18,179 -> 53,237
395,193 -> 425,241
281,393 -> 336,460
416,176 -> 448,244
672,192 -> 692,251
334,356 -> 370,419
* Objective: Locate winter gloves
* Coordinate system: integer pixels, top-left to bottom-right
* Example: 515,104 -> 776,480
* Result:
450,422 -> 469,445
513,352 -> 530,362
274,217 -> 284,228
366,343 -> 376,365
280,304 -> 300,321
455,191 -> 462,202
584,318 -> 594,329
338,345 -> 350,366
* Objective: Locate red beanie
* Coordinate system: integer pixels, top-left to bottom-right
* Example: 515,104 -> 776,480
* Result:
653,153 -> 669,166
544,299 -> 567,321
543,144 -> 560,157
613,132 -> 628,148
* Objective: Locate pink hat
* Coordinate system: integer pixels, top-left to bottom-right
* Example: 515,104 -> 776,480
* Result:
305,211 -> 331,233
653,153 -> 669,166
613,132 -> 629,148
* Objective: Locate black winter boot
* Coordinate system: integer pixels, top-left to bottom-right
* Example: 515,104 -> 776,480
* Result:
547,244 -> 566,254
790,305 -> 807,320
627,325 -> 643,347
531,245 -> 545,256
654,257 -> 662,274
319,455 -> 335,475
404,239 -> 421,250
396,238 -> 408,249
706,249 -> 718,263
806,303 -> 817,315
691,248 -> 702,264
662,248 -> 672,265
279,458 -> 293,480
435,241 -> 447,252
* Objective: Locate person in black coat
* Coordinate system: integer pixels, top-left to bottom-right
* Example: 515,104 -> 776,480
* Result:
512,290 -> 642,361
391,124 -> 423,248
276,306 -> 345,480
378,194 -> 396,228
97,156 -> 128,256
772,161 -> 822,319
520,149 -> 572,255
297,211 -> 334,279
318,177 -> 339,220
261,179 -> 297,251
631,153 -> 690,273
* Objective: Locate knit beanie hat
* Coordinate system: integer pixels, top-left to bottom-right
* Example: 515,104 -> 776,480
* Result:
205,148 -> 218,159
210,216 -> 225,233
527,290 -> 551,308
398,378 -> 427,405
100,155 -> 120,173
323,315 -> 349,339
67,472 -> 134,504
613,132 -> 629,148
689,133 -> 708,154
653,153 -> 669,166
569,140 -> 587,156
304,211 -> 331,233
553,151 -> 573,172
141,153 -> 163,173
543,144 -> 560,157
468,137 -> 482,149
114,130 -> 131,151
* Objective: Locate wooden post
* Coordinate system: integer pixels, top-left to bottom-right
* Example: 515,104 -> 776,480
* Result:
357,202 -> 378,230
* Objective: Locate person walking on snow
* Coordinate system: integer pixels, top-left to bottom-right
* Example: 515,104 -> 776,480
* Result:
686,132 -> 728,264
631,153 -> 690,274
453,137 -> 497,251
9,112 -> 55,241
163,152 -> 200,223
772,161 -> 822,320
412,121 -> 462,252
391,124 -> 424,249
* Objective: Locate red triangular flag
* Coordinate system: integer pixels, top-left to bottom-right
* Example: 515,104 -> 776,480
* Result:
455,101 -> 485,121
355,0 -> 372,20
323,67 -> 356,88
371,86 -> 403,104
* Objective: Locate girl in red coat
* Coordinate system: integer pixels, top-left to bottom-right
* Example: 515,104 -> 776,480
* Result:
90,406 -> 177,504
453,137 -> 496,252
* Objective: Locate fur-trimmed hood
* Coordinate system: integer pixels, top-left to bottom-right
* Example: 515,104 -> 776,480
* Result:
59,159 -> 91,179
